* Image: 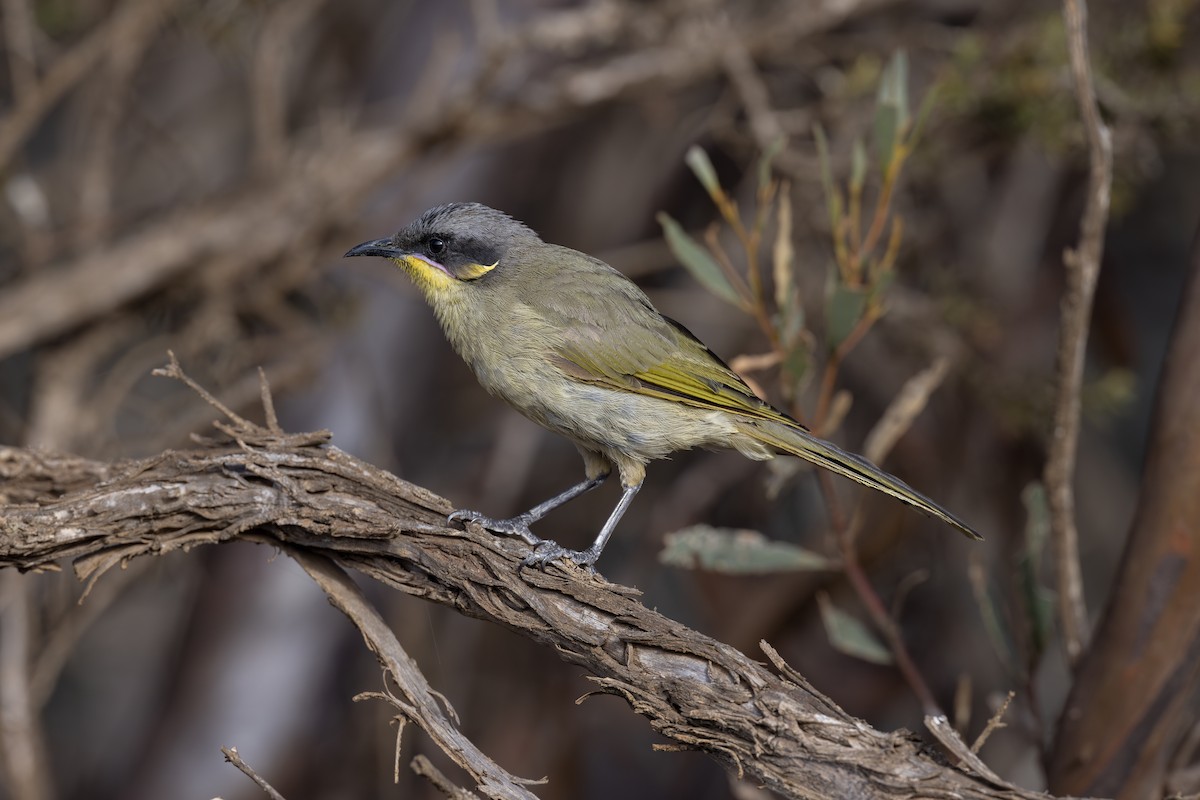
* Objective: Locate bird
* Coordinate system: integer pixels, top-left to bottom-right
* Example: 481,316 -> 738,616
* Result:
346,202 -> 981,569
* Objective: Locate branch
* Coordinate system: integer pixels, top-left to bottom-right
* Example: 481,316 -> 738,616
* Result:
289,548 -> 541,799
1043,0 -> 1113,665
1047,212 -> 1200,799
221,746 -> 288,800
0,426 -> 1079,800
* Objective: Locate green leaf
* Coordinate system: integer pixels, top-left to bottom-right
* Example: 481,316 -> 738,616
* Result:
657,213 -> 744,307
782,340 -> 810,386
813,124 -> 840,229
850,137 -> 867,193
873,105 -> 899,171
818,594 -> 894,665
659,526 -> 835,574
685,145 -> 720,196
826,281 -> 868,349
873,50 -> 910,168
1021,482 -> 1050,570
757,136 -> 785,191
879,50 -> 910,127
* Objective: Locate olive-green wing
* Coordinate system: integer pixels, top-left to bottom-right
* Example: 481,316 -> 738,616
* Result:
535,250 -> 795,427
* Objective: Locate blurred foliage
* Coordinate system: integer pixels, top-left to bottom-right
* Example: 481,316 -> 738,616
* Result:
817,592 -> 894,666
659,525 -> 835,573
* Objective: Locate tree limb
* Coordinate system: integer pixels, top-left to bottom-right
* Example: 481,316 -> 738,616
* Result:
1047,214 -> 1200,800
0,420 -> 1085,800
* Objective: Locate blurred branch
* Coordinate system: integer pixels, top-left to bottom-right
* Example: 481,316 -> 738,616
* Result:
0,374 -> 1068,800
1044,0 -> 1113,665
0,0 -> 899,364
0,0 -> 168,174
75,0 -> 175,246
1,0 -> 37,104
251,0 -> 326,175
1047,215 -> 1200,798
0,574 -> 53,800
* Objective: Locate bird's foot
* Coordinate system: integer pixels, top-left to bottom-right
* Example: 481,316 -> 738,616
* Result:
448,509 -> 540,546
520,540 -> 601,572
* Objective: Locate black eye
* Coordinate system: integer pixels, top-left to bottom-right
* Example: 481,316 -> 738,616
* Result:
427,236 -> 446,256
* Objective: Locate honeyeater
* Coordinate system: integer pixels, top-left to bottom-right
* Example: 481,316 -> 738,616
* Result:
346,202 -> 981,569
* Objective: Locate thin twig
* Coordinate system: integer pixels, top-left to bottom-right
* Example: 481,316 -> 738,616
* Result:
287,549 -> 541,800
814,469 -> 943,715
411,755 -> 483,800
222,746 -> 288,800
971,691 -> 1015,753
152,351 -> 257,433
1045,0 -> 1113,664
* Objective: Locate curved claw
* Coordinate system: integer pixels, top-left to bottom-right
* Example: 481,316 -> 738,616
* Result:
448,509 -> 540,546
520,540 -> 600,572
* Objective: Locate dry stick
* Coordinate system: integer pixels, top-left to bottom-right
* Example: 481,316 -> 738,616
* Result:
221,746 -> 289,800
285,547 -> 541,800
971,691 -> 1016,754
1044,0 -> 1113,665
411,755 -> 482,800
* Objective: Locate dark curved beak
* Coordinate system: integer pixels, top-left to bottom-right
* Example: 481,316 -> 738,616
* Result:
344,237 -> 402,259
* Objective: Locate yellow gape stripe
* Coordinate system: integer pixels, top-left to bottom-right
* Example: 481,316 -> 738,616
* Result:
458,260 -> 498,280
397,254 -> 457,295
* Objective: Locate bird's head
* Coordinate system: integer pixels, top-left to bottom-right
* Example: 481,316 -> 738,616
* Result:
345,203 -> 540,301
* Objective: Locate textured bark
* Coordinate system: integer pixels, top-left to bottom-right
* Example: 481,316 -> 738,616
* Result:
0,428 -> 1077,800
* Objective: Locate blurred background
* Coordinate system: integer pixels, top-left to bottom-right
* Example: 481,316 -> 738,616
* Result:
0,0 -> 1197,798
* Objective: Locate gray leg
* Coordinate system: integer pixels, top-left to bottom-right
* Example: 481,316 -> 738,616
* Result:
521,482 -> 642,571
448,474 -> 608,546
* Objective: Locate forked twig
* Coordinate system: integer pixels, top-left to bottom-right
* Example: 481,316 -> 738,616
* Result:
1045,0 -> 1113,664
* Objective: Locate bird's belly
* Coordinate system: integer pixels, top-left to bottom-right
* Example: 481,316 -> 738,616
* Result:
518,380 -> 737,461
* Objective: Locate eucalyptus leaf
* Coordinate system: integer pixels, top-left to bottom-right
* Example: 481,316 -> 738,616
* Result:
818,595 -> 894,665
757,136 -> 785,191
850,138 -> 867,192
826,281 -> 868,349
873,51 -> 910,167
685,145 -> 720,196
657,213 -> 743,307
873,104 -> 899,171
813,124 -> 840,229
887,50 -> 910,128
660,525 -> 835,574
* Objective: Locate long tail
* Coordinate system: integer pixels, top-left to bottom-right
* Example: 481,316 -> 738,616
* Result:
739,418 -> 983,541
